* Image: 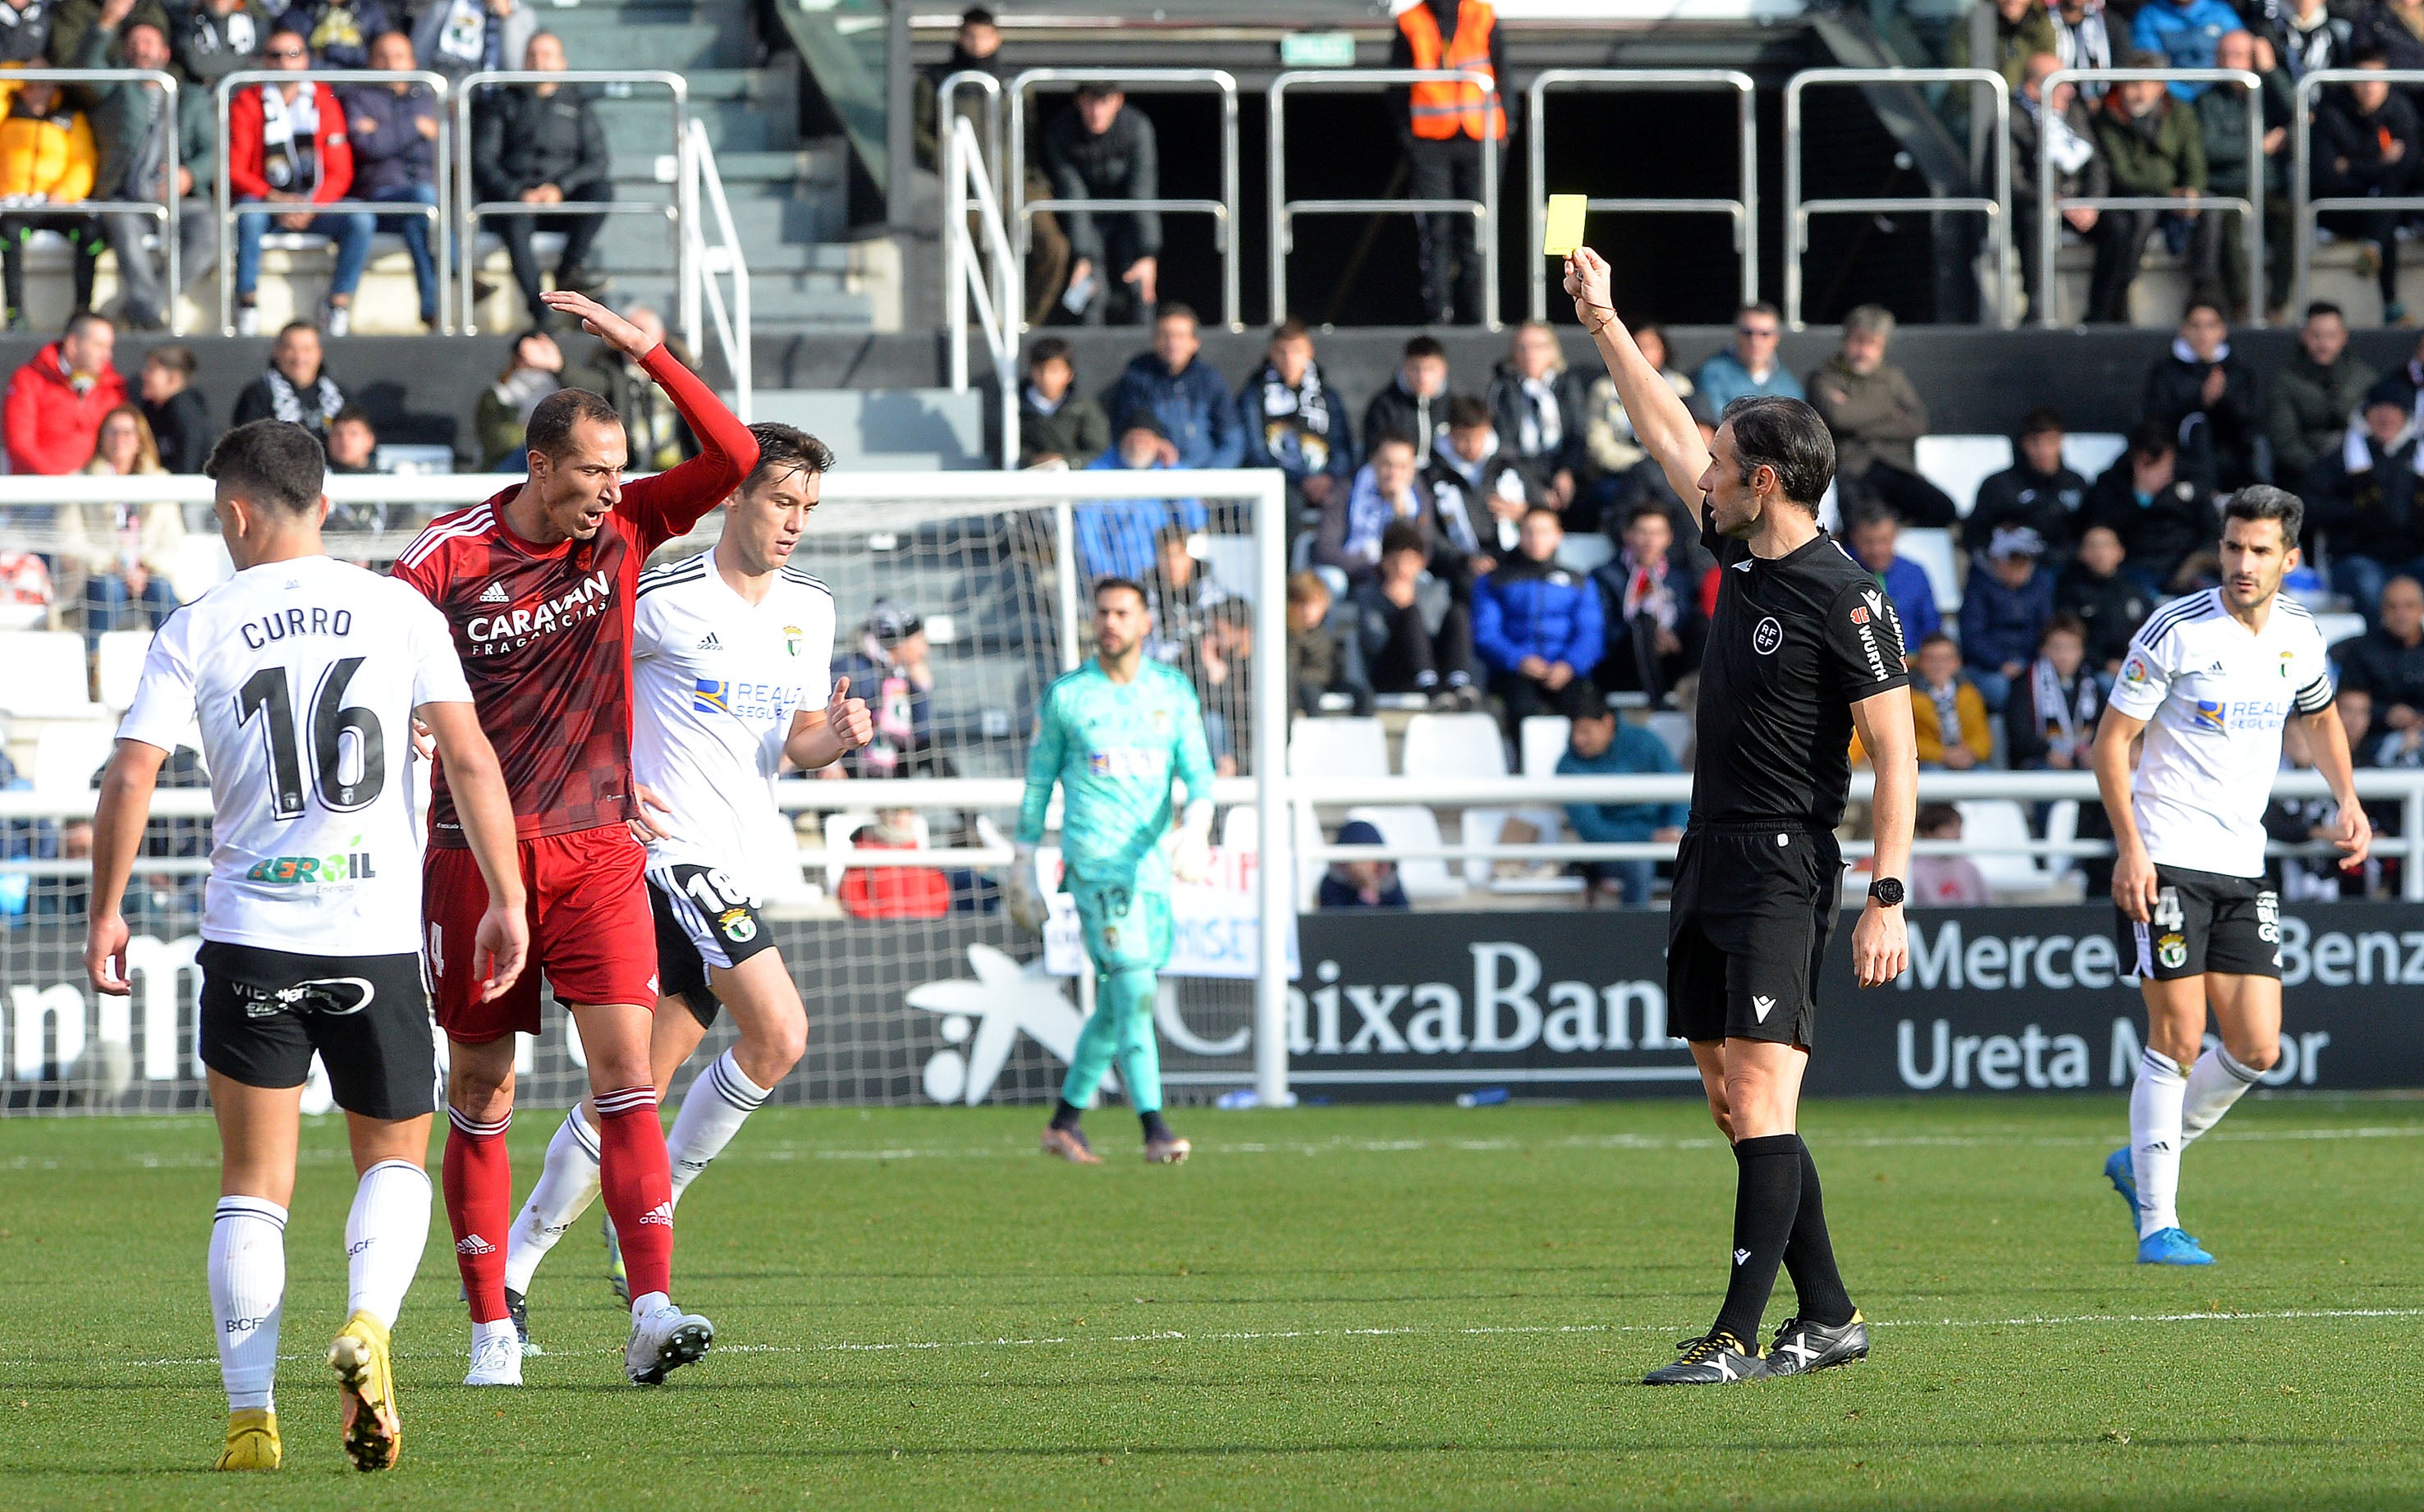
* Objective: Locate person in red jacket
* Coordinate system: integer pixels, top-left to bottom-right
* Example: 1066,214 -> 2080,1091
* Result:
228,28 -> 372,336
4,309 -> 126,475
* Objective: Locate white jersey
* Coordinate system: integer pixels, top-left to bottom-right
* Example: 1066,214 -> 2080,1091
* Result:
630,551 -> 836,897
116,554 -> 472,953
2106,589 -> 2335,878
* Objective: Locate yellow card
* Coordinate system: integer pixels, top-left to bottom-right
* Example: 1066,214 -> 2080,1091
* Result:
1542,195 -> 1587,256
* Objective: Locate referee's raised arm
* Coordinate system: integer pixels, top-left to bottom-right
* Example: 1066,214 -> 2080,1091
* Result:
1565,247 -> 1713,527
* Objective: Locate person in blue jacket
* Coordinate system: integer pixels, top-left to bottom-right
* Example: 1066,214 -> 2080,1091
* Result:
1846,505 -> 1943,647
1958,525 -> 2058,713
1472,505 -> 1602,731
1081,411 -> 1206,584
2132,0 -> 2245,98
1557,704 -> 1689,906
1692,302 -> 1804,412
1109,304 -> 1244,470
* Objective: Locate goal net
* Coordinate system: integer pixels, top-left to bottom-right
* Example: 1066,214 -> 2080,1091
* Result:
0,467 -> 1287,1116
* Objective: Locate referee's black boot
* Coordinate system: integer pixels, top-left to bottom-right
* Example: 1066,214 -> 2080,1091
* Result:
1643,1331 -> 1766,1385
1765,1312 -> 1868,1377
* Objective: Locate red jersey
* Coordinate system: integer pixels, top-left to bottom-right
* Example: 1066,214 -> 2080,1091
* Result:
392,345 -> 758,845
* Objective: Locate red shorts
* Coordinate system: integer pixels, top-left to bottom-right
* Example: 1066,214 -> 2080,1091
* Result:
423,826 -> 658,1043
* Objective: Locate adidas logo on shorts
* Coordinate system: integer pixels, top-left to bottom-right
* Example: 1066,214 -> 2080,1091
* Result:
637,1201 -> 675,1227
478,581 -> 511,603
456,1234 -> 497,1256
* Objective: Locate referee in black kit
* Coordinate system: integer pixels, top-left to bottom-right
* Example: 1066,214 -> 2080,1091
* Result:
1565,247 -> 1920,1385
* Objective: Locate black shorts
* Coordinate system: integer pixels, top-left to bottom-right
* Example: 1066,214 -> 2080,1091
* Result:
1666,822 -> 1842,1047
196,942 -> 436,1120
2119,864 -> 2282,982
647,863 -> 779,1029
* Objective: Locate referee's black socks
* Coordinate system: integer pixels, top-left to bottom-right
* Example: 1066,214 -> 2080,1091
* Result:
1781,1139 -> 1857,1328
1049,1099 -> 1084,1132
1711,1134 -> 1803,1349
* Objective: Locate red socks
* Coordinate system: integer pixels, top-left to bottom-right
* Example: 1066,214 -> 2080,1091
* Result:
594,1085 -> 674,1302
442,1107 -> 512,1324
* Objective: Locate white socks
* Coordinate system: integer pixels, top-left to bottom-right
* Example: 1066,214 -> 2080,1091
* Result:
2128,1049 -> 2189,1238
498,1054 -> 774,1299
2132,1043 -> 2269,1239
667,1052 -> 772,1204
346,1160 -> 432,1330
503,1106 -> 603,1295
2181,1044 -> 2265,1143
208,1197 -> 286,1413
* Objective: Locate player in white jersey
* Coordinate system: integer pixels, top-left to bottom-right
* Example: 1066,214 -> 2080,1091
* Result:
500,424 -> 872,1343
81,421 -> 529,1473
2092,487 -> 2369,1267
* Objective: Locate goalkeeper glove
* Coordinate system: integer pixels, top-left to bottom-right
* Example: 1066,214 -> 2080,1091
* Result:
1171,800 -> 1217,885
1006,843 -> 1051,935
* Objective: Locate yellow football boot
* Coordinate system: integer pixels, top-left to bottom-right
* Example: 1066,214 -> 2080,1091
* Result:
328,1311 -> 402,1471
213,1407 -> 281,1470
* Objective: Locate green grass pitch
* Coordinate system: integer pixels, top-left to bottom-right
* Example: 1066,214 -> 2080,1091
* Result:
4,1095 -> 2422,1510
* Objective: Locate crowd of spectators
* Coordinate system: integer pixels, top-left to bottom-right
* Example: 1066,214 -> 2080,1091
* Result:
1991,0 -> 2424,325
1011,291 -> 2424,903
0,282 -> 693,642
0,0 -> 611,335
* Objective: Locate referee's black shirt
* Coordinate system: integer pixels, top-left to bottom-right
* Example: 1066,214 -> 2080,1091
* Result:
1692,513 -> 1910,831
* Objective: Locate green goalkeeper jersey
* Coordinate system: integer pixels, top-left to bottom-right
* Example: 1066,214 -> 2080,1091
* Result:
1017,657 -> 1217,891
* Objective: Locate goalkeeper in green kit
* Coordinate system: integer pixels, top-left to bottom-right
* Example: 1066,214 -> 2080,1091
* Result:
1010,575 -> 1218,1165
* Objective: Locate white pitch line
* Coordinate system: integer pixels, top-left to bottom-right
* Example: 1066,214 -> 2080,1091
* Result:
10,1123 -> 2424,1176
61,1307 -> 2424,1372
740,1122 -> 2424,1165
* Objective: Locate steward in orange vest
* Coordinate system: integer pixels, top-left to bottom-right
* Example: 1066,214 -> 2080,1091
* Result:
1388,0 -> 1507,323
1396,0 -> 1506,142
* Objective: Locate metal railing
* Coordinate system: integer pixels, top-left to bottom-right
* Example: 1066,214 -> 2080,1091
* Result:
937,68 -> 1003,209
2043,67 -> 2264,329
0,69 -> 183,331
1525,69 -> 1757,320
453,69 -> 687,336
1007,67 -> 1241,332
2293,66 -> 2424,318
1784,67 -> 2014,330
681,118 -> 752,422
944,113 -> 1022,467
1271,67 -> 1503,331
216,69 -> 449,337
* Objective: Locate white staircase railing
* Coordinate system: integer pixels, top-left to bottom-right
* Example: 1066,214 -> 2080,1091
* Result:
682,117 -> 754,423
944,112 -> 1021,470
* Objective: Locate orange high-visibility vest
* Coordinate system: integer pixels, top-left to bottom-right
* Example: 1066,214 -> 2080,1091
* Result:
1400,0 -> 1506,142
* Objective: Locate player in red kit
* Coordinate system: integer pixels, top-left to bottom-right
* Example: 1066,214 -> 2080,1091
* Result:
392,290 -> 758,1387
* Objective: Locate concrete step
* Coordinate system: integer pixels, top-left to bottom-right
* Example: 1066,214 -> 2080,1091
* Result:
597,94 -> 789,157
536,11 -> 749,71
707,146 -> 850,188
607,273 -> 879,329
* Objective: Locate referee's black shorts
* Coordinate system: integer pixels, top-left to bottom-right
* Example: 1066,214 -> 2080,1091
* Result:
1666,820 -> 1842,1047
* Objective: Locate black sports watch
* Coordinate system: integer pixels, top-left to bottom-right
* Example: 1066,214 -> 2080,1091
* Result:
1867,877 -> 1906,908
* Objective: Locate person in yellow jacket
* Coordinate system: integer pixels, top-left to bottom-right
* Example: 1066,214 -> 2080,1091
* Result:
1850,631 -> 1996,770
0,77 -> 103,330
1388,0 -> 1506,325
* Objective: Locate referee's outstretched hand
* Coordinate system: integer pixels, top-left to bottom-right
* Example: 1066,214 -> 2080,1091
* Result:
1563,246 -> 1614,325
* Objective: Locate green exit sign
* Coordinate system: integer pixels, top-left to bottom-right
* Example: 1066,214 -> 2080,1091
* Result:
1281,31 -> 1357,68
